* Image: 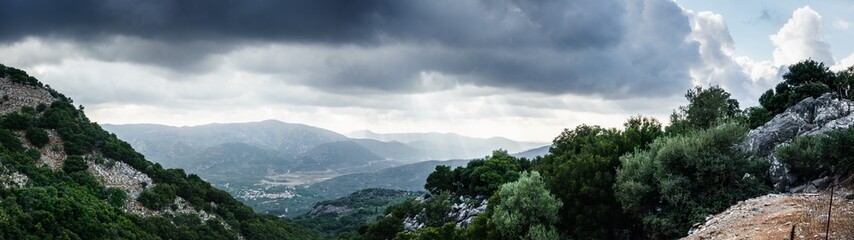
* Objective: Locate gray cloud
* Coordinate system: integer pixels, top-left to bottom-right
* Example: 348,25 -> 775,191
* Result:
2,0 -> 704,99
0,0 -> 624,49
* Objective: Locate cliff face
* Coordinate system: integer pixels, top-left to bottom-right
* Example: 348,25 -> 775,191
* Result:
746,93 -> 854,190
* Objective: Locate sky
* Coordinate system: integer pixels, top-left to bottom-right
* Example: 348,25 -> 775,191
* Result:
1,0 -> 853,142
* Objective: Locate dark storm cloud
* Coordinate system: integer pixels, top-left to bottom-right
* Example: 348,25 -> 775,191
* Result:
0,0 -> 623,48
0,0 -> 702,98
0,0 -> 384,43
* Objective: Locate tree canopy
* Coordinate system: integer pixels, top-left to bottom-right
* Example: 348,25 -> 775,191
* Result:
615,123 -> 769,238
667,85 -> 741,134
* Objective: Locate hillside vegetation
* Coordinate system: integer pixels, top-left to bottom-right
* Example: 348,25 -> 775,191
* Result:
343,60 -> 854,239
0,64 -> 317,240
294,188 -> 421,237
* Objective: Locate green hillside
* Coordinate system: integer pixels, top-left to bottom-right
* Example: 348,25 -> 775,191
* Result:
0,64 -> 317,239
294,188 -> 421,237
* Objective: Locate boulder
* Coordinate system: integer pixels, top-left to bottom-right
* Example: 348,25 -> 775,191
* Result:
746,93 -> 854,190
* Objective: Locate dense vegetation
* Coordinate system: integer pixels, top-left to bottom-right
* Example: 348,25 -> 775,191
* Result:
342,59 -> 854,239
760,59 -> 854,114
294,189 -> 420,237
615,123 -> 769,239
5,59 -> 854,239
776,127 -> 854,181
0,64 -> 317,239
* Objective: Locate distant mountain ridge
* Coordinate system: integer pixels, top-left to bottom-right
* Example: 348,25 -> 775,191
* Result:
102,120 -> 544,217
511,145 -> 551,159
347,130 -> 546,159
102,121 -> 544,175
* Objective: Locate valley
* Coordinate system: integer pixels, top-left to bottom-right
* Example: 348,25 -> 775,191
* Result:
101,122 -> 547,217
4,1 -> 854,239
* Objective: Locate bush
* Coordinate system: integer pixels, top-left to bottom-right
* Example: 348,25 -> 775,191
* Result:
63,155 -> 89,173
2,112 -> 33,130
776,136 -> 824,179
138,184 -> 177,210
615,123 -> 770,239
743,106 -> 773,129
777,127 -> 854,181
104,188 -> 129,208
492,171 -> 561,240
25,127 -> 50,148
0,129 -> 23,152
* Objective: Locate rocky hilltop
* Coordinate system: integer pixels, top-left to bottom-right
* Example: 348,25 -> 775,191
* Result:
685,93 -> 854,239
747,93 -> 854,190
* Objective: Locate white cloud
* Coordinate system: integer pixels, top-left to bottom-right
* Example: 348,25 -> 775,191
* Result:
770,6 -> 834,66
832,52 -> 854,71
684,10 -> 778,107
833,18 -> 851,30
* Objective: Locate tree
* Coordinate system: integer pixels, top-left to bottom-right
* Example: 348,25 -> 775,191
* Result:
743,106 -> 774,129
25,127 -> 50,148
621,116 -> 664,151
63,156 -> 89,173
492,171 -> 561,240
0,129 -> 23,152
761,59 -> 835,113
835,66 -> 854,100
784,59 -> 834,87
425,165 -> 455,194
138,184 -> 177,210
466,150 -> 521,196
533,118 -> 661,239
667,85 -> 741,134
615,123 -> 769,238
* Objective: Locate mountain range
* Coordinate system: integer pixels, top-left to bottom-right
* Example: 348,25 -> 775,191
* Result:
101,120 -> 548,217
102,121 -> 546,183
348,130 -> 545,160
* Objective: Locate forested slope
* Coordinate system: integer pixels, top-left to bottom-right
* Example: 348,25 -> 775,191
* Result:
0,63 -> 317,239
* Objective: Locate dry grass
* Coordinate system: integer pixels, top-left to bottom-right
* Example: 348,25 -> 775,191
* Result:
684,187 -> 854,240
791,187 -> 854,239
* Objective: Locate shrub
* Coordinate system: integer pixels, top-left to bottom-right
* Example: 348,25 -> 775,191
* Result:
138,184 -> 177,210
63,155 -> 89,173
492,171 -> 561,240
25,127 -> 50,148
777,127 -> 854,181
615,123 -> 770,239
2,112 -> 32,130
0,129 -> 23,152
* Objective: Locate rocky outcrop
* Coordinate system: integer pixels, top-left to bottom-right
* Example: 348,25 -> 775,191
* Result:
403,195 -> 488,231
36,130 -> 67,170
0,77 -> 55,115
746,93 -> 854,190
450,197 -> 487,227
0,164 -> 28,189
87,155 -> 153,199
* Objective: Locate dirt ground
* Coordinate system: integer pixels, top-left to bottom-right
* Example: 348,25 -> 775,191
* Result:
684,188 -> 854,240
